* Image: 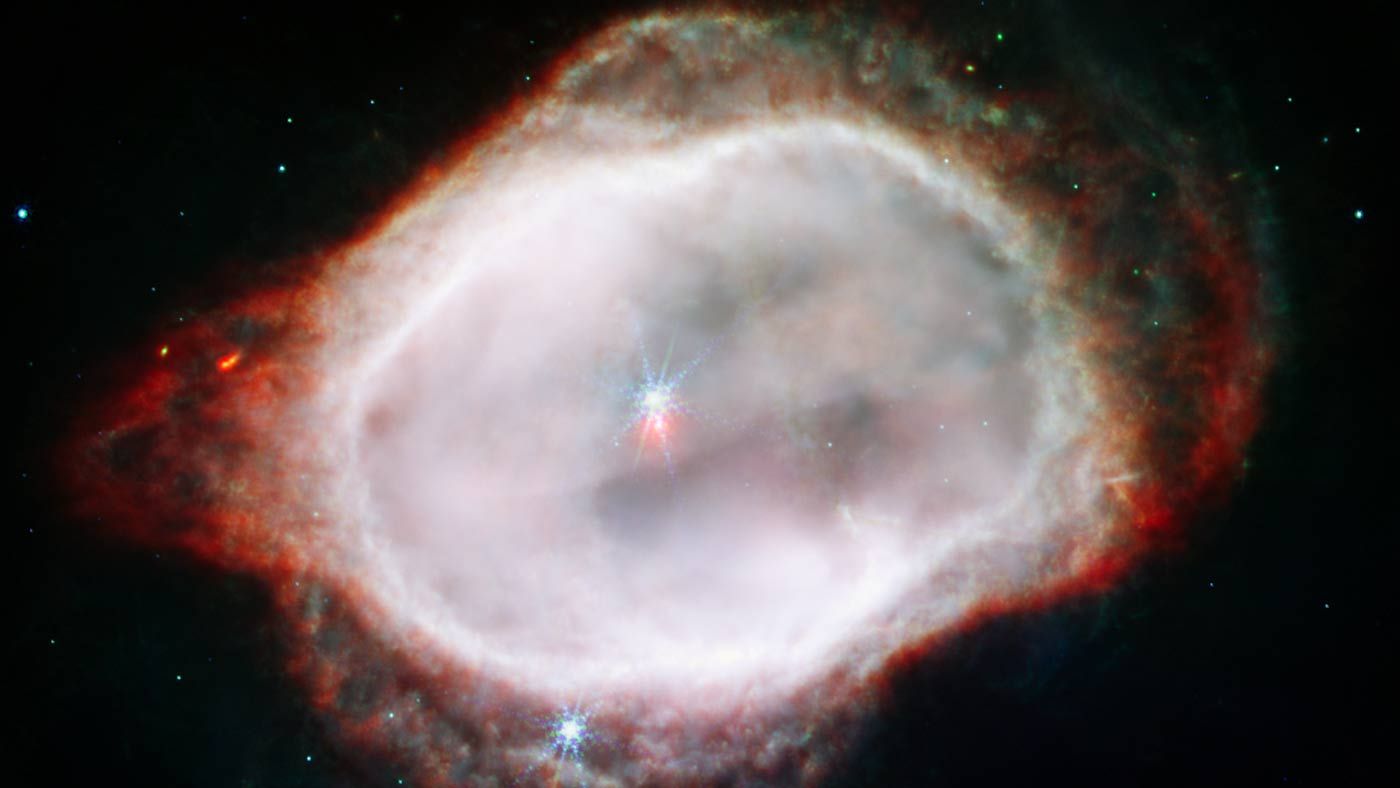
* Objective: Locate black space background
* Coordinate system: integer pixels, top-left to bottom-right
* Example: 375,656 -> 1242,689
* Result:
6,2 -> 1391,786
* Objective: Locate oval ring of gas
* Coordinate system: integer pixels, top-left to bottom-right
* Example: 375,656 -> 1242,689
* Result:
68,9 -> 1271,787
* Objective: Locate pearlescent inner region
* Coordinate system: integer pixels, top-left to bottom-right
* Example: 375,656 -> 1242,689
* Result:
342,122 -> 1069,701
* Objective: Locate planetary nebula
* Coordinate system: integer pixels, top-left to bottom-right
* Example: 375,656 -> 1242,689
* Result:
67,9 -> 1271,786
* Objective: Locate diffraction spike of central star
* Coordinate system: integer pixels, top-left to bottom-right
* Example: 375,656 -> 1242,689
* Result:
63,8 -> 1273,786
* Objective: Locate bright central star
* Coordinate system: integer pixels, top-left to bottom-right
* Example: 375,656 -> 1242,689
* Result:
642,387 -> 672,414
621,328 -> 711,472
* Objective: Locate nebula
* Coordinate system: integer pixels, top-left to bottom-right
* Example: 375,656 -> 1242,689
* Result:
65,9 -> 1271,786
